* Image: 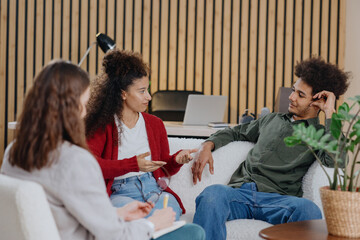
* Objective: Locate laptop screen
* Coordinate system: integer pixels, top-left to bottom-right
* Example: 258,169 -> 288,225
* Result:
182,95 -> 227,125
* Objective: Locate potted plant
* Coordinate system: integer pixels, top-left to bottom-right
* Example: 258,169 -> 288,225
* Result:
284,95 -> 360,238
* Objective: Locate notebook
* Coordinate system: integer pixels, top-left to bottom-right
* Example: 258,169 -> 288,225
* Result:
152,220 -> 186,239
182,95 -> 227,125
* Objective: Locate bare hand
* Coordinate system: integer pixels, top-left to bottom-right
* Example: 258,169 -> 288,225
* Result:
311,91 -> 336,119
191,142 -> 214,185
148,208 -> 176,231
175,148 -> 198,164
116,201 -> 154,221
137,152 -> 166,172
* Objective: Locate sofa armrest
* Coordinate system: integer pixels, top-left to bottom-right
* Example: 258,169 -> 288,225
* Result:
302,161 -> 334,214
0,174 -> 61,240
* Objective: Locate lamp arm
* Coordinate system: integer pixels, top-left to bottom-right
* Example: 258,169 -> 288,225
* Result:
78,41 -> 97,66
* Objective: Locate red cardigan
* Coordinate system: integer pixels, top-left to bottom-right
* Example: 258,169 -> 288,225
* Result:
87,112 -> 185,213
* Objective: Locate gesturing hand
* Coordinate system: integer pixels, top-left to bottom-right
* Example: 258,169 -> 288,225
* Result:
137,152 -> 166,172
116,201 -> 154,221
175,148 -> 198,164
311,91 -> 336,119
191,141 -> 215,185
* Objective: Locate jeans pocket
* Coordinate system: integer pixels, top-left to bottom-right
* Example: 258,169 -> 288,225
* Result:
111,182 -> 125,193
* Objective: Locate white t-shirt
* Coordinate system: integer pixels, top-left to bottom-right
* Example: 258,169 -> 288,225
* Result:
114,113 -> 151,179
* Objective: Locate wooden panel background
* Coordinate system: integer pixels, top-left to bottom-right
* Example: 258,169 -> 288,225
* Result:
0,0 -> 346,163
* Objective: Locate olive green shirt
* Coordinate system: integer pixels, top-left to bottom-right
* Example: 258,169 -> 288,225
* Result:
207,112 -> 334,197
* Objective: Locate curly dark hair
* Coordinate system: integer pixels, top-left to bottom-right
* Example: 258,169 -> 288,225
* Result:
294,56 -> 350,99
85,49 -> 149,137
10,60 -> 90,171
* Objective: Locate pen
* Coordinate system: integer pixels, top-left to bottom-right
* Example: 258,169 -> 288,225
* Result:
163,194 -> 169,208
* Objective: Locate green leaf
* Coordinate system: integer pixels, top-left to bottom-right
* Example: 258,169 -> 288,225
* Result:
324,140 -> 339,153
350,131 -> 357,138
309,126 -> 316,139
331,113 -> 342,139
337,158 -> 344,164
338,109 -> 352,121
354,136 -> 360,145
347,142 -> 355,152
284,136 -> 302,146
320,133 -> 331,143
338,102 -> 350,112
315,128 -> 324,140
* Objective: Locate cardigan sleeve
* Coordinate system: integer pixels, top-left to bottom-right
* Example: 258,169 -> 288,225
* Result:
87,125 -> 139,179
157,119 -> 183,176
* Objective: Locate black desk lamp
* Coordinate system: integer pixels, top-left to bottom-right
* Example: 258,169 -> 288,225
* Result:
78,33 -> 116,66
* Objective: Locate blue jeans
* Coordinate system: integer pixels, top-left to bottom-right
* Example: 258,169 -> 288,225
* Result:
110,172 -> 182,220
193,183 -> 322,240
157,223 -> 205,240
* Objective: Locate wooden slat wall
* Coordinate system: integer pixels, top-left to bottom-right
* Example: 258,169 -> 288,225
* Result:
0,0 -> 347,163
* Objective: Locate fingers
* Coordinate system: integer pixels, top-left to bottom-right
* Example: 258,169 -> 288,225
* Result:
136,202 -> 152,213
191,162 -> 197,184
176,149 -> 199,164
191,160 -> 202,184
197,160 -> 208,182
151,161 -> 167,165
310,100 -> 323,108
184,149 -> 198,162
141,203 -> 153,214
209,155 -> 214,174
138,159 -> 166,172
138,152 -> 151,158
137,201 -> 150,208
313,91 -> 335,100
189,148 -> 198,153
178,153 -> 192,164
147,161 -> 166,172
312,91 -> 336,118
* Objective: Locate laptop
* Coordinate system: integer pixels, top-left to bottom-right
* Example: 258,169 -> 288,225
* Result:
182,95 -> 228,125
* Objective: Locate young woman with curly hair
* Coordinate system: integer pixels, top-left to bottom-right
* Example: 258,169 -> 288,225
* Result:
1,60 -> 205,240
85,49 -> 197,220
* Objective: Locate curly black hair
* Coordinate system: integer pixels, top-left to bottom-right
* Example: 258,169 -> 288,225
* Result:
294,56 -> 350,99
85,49 -> 149,137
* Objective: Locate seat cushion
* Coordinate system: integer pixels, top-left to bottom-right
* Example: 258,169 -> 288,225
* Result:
226,219 -> 272,240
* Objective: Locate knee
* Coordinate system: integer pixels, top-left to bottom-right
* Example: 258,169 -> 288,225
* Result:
195,185 -> 228,207
292,198 -> 322,220
179,224 -> 206,240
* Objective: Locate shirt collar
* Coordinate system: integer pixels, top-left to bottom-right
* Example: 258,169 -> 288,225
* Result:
282,113 -> 319,126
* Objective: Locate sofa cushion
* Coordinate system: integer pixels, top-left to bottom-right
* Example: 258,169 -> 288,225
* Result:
226,219 -> 272,240
168,138 -> 255,215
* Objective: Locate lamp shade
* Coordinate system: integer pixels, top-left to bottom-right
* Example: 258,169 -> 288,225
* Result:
96,33 -> 116,53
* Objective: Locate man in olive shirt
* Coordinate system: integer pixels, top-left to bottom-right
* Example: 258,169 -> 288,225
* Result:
191,57 -> 350,240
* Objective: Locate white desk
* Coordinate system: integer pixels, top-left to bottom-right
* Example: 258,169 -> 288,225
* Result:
8,121 -> 17,129
164,121 -> 235,137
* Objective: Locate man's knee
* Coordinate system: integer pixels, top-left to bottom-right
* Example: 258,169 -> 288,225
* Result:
291,198 -> 322,221
195,184 -> 228,207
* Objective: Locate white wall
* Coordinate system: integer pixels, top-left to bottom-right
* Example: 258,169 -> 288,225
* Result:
345,0 -> 360,101
344,0 -> 360,181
